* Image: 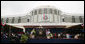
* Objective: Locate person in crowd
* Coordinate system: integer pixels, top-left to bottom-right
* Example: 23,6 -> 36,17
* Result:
11,33 -> 17,43
1,33 -> 10,43
39,29 -> 44,39
79,33 -> 84,40
14,34 -> 19,43
50,33 -> 53,39
46,29 -> 50,36
31,29 -> 36,35
66,33 -> 71,39
43,30 -> 46,39
26,32 -> 30,39
54,33 -> 58,39
47,33 -> 51,39
46,32 -> 53,39
30,29 -> 36,39
16,34 -> 22,43
74,34 -> 80,39
36,29 -> 45,39
26,32 -> 29,36
58,33 -> 61,39
46,29 -> 51,39
2,33 -> 8,39
36,29 -> 39,39
62,33 -> 66,39
30,32 -> 35,39
18,34 -> 22,39
31,34 -> 35,39
60,33 -> 63,39
1,32 -> 3,39
6,33 -> 8,37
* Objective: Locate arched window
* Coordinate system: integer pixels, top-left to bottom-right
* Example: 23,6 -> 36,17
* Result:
54,9 -> 57,15
72,16 -> 75,23
58,11 -> 61,15
58,10 -> 59,15
49,9 -> 52,14
62,17 -> 65,22
27,19 -> 29,22
6,18 -> 9,23
18,17 -> 21,23
12,17 -> 15,23
62,18 -> 65,22
79,16 -> 83,23
32,11 -> 33,15
39,9 -> 42,14
34,10 -> 37,15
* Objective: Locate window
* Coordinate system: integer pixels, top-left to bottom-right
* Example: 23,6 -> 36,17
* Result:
32,11 -> 33,15
12,17 -> 15,23
34,10 -> 37,15
6,18 -> 9,23
62,17 -> 65,22
49,9 -> 52,14
58,11 -> 61,15
27,19 -> 29,22
62,18 -> 65,22
18,17 -> 21,23
72,16 -> 75,23
54,9 -> 57,15
58,10 -> 59,15
39,9 -> 42,14
79,16 -> 83,23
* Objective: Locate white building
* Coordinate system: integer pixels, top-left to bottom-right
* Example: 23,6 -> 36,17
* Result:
1,5 -> 84,28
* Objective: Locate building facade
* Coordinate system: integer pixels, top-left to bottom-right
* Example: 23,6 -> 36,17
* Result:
1,6 -> 84,24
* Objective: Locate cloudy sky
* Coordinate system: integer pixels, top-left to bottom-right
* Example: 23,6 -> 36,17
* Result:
1,1 -> 84,17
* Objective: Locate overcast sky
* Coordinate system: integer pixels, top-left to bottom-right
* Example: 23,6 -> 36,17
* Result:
1,1 -> 84,17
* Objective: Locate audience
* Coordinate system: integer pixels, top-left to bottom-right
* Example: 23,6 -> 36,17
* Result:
1,28 -> 84,43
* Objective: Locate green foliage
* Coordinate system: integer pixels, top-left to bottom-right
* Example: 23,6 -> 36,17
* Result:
20,34 -> 28,43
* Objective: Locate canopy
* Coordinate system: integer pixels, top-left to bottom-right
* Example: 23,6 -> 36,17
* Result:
6,22 -> 82,26
6,22 -> 83,28
6,23 -> 25,32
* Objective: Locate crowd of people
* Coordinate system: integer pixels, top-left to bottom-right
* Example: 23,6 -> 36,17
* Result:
1,28 -> 84,43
